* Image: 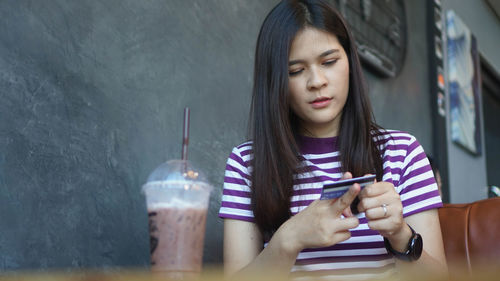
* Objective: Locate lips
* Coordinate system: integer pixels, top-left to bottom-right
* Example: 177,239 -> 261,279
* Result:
310,97 -> 332,108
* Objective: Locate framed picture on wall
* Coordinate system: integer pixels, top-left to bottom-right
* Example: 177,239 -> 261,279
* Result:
445,10 -> 482,156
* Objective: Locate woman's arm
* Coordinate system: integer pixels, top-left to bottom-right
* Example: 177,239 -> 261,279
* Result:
223,184 -> 361,277
404,209 -> 447,272
223,219 -> 263,275
223,219 -> 297,276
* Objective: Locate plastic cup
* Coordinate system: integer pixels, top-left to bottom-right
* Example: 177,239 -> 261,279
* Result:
142,160 -> 212,279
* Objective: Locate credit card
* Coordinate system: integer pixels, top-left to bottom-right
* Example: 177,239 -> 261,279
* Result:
320,174 -> 376,200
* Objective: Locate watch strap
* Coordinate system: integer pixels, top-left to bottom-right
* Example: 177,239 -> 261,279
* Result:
384,224 -> 423,262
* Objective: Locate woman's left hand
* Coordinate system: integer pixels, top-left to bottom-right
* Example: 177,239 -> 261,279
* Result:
356,180 -> 412,251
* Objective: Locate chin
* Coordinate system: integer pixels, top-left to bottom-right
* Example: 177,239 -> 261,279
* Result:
315,113 -> 340,124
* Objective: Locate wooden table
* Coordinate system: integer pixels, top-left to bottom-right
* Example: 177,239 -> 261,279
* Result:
1,266 -> 500,281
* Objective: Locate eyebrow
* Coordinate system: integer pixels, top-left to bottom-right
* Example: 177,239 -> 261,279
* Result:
288,49 -> 339,66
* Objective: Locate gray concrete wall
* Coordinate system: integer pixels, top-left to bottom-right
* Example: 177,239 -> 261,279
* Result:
0,0 -> 276,270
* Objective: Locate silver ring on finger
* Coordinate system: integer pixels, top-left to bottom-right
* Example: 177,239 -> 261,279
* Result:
381,203 -> 388,218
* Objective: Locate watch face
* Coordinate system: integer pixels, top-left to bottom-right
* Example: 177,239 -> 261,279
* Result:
410,233 -> 423,260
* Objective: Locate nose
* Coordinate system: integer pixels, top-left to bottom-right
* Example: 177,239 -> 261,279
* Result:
307,66 -> 328,90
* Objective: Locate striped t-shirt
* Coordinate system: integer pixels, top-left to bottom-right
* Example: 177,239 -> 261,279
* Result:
219,130 -> 442,280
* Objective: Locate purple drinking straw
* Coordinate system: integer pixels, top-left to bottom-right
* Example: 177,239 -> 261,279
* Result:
181,107 -> 190,161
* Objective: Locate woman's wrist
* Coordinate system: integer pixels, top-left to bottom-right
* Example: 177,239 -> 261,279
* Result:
273,221 -> 302,258
386,223 -> 412,252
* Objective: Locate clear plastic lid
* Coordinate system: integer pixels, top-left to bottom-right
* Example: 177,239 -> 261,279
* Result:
142,159 -> 212,193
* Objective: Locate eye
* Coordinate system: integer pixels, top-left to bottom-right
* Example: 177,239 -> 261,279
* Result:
323,59 -> 338,66
289,68 -> 303,76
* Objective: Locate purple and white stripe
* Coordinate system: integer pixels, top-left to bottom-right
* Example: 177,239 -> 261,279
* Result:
219,130 -> 442,279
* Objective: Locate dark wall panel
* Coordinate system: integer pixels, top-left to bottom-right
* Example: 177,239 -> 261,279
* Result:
368,0 -> 433,152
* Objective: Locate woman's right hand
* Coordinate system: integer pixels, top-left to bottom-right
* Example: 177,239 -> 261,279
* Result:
223,173 -> 361,276
275,175 -> 361,255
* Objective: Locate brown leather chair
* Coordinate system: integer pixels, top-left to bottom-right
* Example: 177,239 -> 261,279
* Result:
438,197 -> 500,272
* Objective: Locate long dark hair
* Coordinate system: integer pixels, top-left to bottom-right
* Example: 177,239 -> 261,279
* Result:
249,0 -> 384,241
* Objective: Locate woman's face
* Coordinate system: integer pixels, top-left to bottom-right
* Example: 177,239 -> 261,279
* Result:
288,27 -> 350,138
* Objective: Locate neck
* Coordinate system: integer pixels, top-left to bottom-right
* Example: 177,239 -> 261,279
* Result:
298,119 -> 340,138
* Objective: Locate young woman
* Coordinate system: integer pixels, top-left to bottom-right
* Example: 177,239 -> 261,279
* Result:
219,0 -> 447,279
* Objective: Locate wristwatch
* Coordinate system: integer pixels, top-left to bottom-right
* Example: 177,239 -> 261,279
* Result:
384,224 -> 423,261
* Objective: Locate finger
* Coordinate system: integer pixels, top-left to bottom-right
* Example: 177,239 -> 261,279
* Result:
342,206 -> 353,217
366,218 -> 389,233
365,203 -> 390,220
357,196 -> 379,213
366,218 -> 401,235
333,184 -> 360,215
359,181 -> 389,199
341,172 -> 353,180
360,188 -> 401,212
335,216 -> 359,231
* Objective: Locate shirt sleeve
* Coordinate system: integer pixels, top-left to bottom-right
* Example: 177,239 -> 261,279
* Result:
397,135 -> 443,217
218,144 -> 255,222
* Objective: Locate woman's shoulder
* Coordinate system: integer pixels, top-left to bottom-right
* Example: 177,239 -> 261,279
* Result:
373,129 -> 422,155
233,140 -> 253,153
229,140 -> 254,161
373,129 -> 417,144
234,140 -> 253,150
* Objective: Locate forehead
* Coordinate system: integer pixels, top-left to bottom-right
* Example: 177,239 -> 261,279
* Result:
289,27 -> 342,58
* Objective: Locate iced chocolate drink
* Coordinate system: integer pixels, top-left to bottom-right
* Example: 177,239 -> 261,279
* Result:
142,160 -> 212,280
148,203 -> 207,273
